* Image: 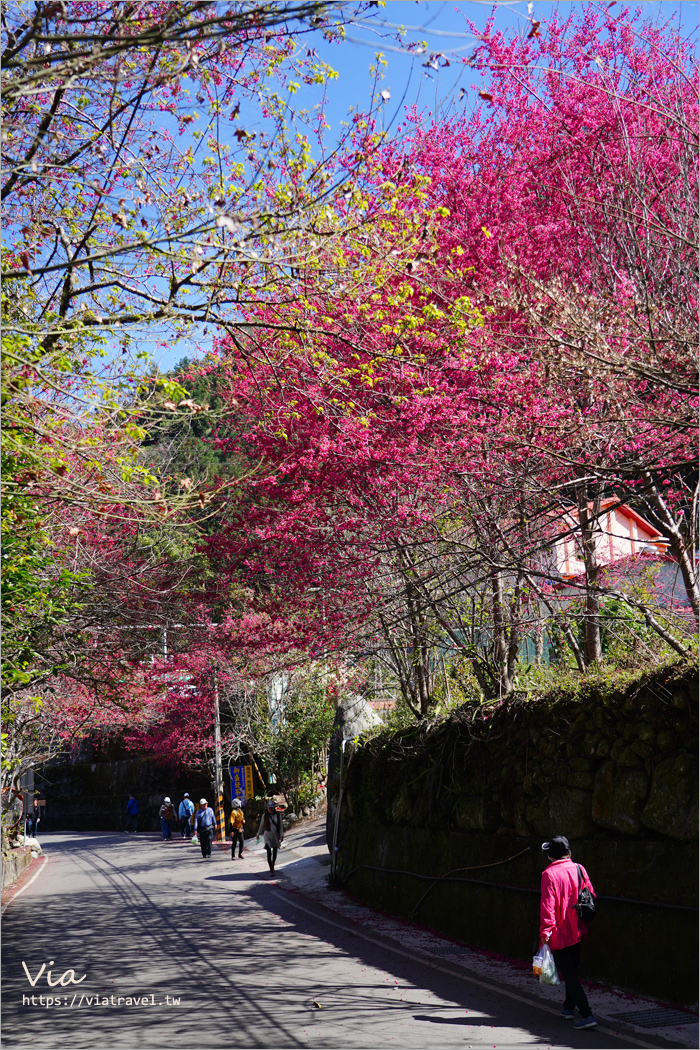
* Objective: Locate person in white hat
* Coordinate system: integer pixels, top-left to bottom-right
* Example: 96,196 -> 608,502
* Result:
178,792 -> 195,839
158,797 -> 175,840
193,798 -> 217,859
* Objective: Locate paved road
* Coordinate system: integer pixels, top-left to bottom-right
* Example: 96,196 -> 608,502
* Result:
0,831 -> 679,1049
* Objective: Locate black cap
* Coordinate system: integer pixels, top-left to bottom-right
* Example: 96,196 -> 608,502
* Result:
542,835 -> 570,859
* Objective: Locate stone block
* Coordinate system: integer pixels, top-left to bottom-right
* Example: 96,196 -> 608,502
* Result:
390,787 -> 413,825
525,799 -> 548,834
415,797 -> 432,826
656,730 -> 674,752
610,738 -> 625,761
670,689 -> 688,711
453,794 -> 500,833
636,723 -> 656,744
592,761 -> 649,836
567,771 -> 594,790
630,740 -> 652,759
513,795 -> 531,837
522,772 -> 538,796
618,746 -> 643,769
529,787 -> 595,838
641,754 -> 698,841
534,770 -> 555,791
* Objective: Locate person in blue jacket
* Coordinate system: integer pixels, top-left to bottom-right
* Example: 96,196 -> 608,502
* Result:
179,793 -> 195,838
124,795 -> 139,834
194,798 -> 217,858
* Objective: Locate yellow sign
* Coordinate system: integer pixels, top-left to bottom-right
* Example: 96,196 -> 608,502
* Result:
244,765 -> 254,798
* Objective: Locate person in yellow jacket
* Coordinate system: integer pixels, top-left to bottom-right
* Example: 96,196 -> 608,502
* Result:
230,798 -> 245,859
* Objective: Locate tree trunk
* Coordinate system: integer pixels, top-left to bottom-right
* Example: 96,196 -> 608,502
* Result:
576,484 -> 603,666
491,567 -> 520,697
524,572 -> 586,672
635,473 -> 699,620
406,580 -> 432,716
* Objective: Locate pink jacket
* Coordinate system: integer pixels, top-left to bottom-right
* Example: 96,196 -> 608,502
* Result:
540,858 -> 595,950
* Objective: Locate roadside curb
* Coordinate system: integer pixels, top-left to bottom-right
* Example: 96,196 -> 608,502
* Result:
1,853 -> 48,915
271,877 -> 690,1050
270,819 -> 698,1050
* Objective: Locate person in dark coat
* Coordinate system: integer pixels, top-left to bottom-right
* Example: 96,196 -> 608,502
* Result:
124,795 -> 139,834
257,800 -> 284,875
25,800 -> 40,838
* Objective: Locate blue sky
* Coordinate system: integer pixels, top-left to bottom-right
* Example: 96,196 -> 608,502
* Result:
316,1 -> 697,135
151,0 -> 698,374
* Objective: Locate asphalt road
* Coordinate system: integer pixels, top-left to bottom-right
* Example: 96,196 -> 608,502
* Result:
0,832 -> 678,1049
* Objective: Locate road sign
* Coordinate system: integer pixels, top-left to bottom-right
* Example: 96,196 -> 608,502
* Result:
231,765 -> 253,804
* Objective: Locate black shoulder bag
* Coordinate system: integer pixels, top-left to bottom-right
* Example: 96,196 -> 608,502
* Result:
575,864 -> 596,923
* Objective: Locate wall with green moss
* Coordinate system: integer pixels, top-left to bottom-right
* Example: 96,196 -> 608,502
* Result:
36,757 -> 213,833
333,661 -> 698,1003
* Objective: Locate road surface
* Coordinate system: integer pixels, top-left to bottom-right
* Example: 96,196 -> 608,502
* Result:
0,830 -> 683,1049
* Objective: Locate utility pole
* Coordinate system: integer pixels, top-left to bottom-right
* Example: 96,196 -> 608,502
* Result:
213,670 -> 225,843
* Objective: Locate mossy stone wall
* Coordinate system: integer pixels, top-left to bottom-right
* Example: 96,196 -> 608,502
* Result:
334,661 -> 698,1002
36,757 -> 213,833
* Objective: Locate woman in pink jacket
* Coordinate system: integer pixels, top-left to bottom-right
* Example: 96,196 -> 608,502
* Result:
540,835 -> 597,1030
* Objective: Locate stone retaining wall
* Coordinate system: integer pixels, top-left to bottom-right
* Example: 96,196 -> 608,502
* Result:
331,660 -> 698,1002
1,848 -> 33,890
35,757 -> 213,833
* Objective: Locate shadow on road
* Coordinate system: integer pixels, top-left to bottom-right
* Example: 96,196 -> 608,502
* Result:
413,1013 -> 485,1024
0,833 -> 684,1050
240,881 -> 680,1050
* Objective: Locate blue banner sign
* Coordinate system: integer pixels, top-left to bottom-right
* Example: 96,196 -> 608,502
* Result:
231,765 -> 253,803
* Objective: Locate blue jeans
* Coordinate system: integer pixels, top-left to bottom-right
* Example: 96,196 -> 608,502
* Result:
125,814 -> 138,833
161,818 -> 173,840
180,818 -> 191,838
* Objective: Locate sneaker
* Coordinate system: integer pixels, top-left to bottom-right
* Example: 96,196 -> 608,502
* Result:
573,1015 -> 597,1030
561,1009 -> 576,1020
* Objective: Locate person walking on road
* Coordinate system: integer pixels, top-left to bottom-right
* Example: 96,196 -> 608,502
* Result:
159,797 -> 176,840
194,798 -> 217,858
257,800 -> 284,876
179,793 -> 195,839
230,798 -> 245,859
124,794 -> 139,834
540,835 -> 598,1030
25,800 -> 40,839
